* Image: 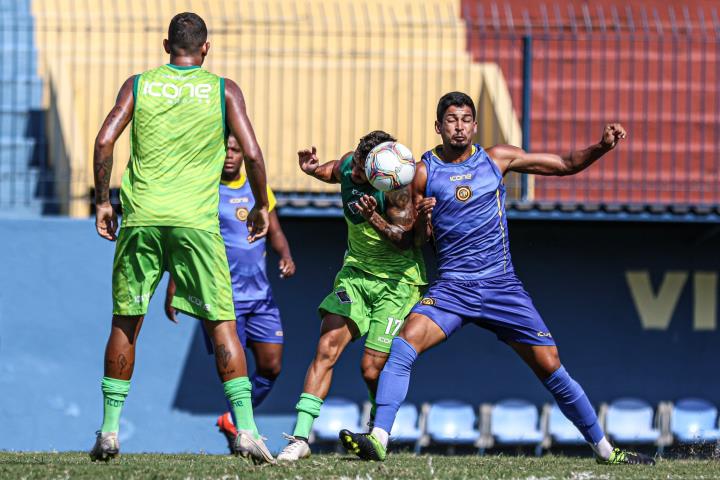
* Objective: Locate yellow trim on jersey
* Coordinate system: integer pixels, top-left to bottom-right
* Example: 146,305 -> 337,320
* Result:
431,144 -> 477,161
495,188 -> 507,273
221,173 -> 276,211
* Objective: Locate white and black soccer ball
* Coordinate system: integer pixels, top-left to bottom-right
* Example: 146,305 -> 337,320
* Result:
364,141 -> 416,192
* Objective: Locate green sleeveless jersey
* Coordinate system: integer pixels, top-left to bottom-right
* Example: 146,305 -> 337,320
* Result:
340,155 -> 426,286
121,64 -> 226,233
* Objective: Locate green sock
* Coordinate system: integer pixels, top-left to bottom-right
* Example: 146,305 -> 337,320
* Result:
224,377 -> 258,436
293,393 -> 323,439
100,376 -> 130,433
368,389 -> 377,423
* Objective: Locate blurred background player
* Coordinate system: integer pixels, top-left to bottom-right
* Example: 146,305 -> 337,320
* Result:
164,134 -> 296,453
90,12 -> 274,463
342,92 -> 655,466
276,131 -> 427,461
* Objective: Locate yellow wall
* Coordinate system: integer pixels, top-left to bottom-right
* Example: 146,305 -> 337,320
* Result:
33,0 -> 522,216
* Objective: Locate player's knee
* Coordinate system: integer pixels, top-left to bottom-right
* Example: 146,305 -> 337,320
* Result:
360,360 -> 383,384
540,350 -> 562,377
257,358 -> 282,379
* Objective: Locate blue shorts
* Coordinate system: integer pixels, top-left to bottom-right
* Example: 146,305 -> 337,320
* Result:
410,272 -> 555,346
202,296 -> 284,353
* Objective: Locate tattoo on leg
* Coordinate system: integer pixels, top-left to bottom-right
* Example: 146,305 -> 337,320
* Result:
216,344 -> 231,369
118,354 -> 128,374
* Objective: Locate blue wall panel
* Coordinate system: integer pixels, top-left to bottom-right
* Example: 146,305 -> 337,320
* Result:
1,218 -> 718,453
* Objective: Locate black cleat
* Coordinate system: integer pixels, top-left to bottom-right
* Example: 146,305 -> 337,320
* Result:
339,429 -> 386,461
597,447 -> 656,465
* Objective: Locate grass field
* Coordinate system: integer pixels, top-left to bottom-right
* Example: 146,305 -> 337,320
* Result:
1,452 -> 719,479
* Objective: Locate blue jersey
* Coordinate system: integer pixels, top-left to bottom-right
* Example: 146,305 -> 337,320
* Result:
218,176 -> 277,302
422,144 -> 513,280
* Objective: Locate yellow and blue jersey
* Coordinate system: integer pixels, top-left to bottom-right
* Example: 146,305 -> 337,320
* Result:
422,144 -> 513,280
218,174 -> 276,301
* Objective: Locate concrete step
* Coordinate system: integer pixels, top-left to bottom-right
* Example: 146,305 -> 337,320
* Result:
0,0 -> 31,14
0,108 -> 45,139
0,17 -> 35,49
0,168 -> 44,211
0,138 -> 38,174
0,77 -> 43,109
0,48 -> 38,77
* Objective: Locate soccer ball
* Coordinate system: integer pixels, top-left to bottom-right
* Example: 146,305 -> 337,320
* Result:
364,141 -> 416,192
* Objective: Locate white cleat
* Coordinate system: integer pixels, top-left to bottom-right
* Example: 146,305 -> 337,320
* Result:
234,430 -> 275,464
277,434 -> 311,462
89,431 -> 119,462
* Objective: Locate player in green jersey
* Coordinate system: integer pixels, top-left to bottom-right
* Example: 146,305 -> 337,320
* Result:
277,131 -> 427,461
90,13 -> 273,463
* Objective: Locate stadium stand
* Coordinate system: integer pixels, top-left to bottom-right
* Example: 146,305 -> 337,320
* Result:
462,0 -> 720,208
601,398 -> 663,448
541,402 -> 586,448
28,0 -> 521,217
310,397 -> 362,445
669,398 -> 720,444
420,400 -> 481,453
0,0 -> 46,215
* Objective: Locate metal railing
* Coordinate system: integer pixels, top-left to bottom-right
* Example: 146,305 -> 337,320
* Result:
1,1 -> 718,217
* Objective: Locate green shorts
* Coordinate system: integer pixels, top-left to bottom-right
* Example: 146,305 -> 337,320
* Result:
318,266 -> 424,353
112,226 -> 234,321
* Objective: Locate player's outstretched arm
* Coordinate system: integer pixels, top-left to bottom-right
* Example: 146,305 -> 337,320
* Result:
297,147 -> 344,184
225,78 -> 269,241
412,161 -> 433,247
357,186 -> 416,250
488,123 -> 627,177
267,210 -> 296,278
93,75 -> 135,241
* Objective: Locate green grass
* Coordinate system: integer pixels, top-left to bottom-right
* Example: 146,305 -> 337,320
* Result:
1,452 -> 719,479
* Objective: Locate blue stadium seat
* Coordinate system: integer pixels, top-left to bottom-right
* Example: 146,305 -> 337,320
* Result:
604,398 -> 660,444
390,403 -> 422,445
490,399 -> 543,454
312,397 -> 362,443
425,400 -> 480,445
670,398 -> 720,443
545,403 -> 586,445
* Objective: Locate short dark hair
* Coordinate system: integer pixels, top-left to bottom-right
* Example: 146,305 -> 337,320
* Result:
355,130 -> 397,165
168,12 -> 207,55
436,91 -> 476,122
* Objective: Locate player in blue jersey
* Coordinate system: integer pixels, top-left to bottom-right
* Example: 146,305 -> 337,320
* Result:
341,92 -> 655,466
164,134 -> 295,452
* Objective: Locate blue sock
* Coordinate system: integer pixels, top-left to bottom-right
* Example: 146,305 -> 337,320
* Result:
250,373 -> 275,408
543,365 -> 604,444
374,337 -> 418,433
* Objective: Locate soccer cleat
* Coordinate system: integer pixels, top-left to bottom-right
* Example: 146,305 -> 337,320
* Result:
234,430 -> 275,464
216,412 -> 238,454
339,429 -> 386,461
89,431 -> 119,462
597,447 -> 656,465
276,434 -> 311,462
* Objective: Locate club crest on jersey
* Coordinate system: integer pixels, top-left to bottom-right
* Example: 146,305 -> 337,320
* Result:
235,207 -> 249,222
455,185 -> 472,202
420,297 -> 436,306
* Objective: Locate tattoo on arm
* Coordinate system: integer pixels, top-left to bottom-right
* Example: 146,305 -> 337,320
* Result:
366,187 -> 415,249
